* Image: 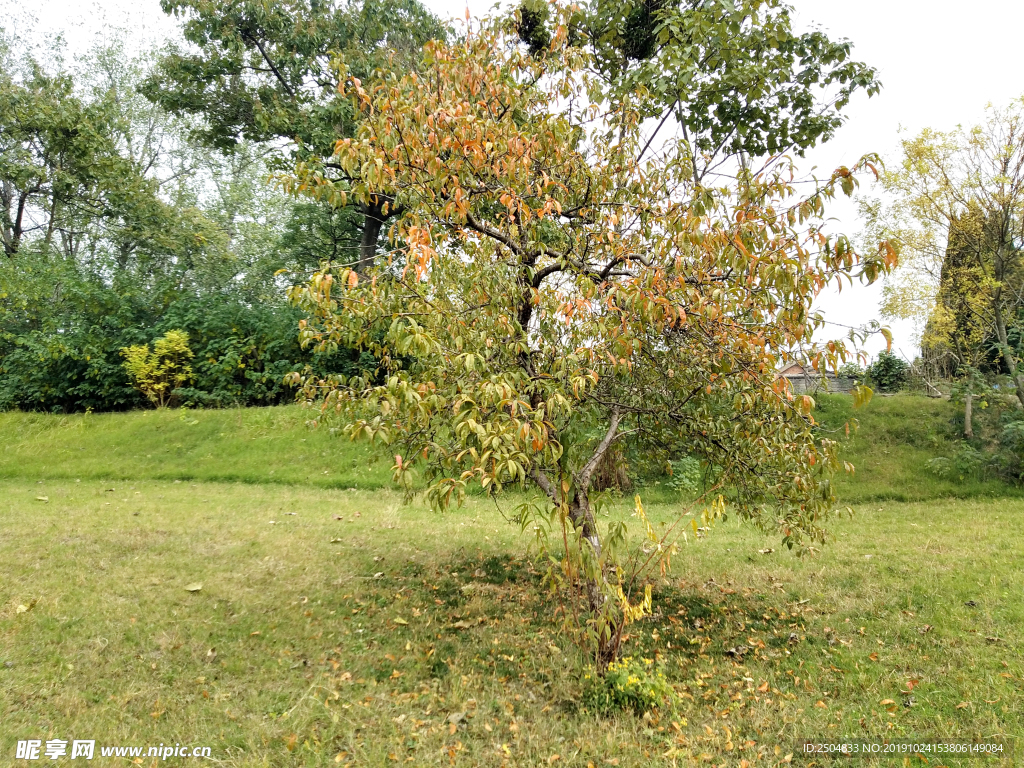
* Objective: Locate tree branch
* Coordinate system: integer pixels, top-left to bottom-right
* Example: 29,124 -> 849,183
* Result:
530,467 -> 557,502
577,409 -> 622,490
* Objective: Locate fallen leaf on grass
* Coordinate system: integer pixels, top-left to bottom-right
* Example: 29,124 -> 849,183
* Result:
985,636 -> 1003,644
868,653 -> 879,662
956,701 -> 970,709
918,625 -> 933,634
451,620 -> 474,629
184,583 -> 203,592
393,617 -> 408,626
35,496 -> 48,502
814,700 -> 827,709
333,515 -> 344,520
285,734 -> 297,752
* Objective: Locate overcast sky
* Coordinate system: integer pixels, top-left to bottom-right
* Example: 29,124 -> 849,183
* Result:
7,0 -> 1024,362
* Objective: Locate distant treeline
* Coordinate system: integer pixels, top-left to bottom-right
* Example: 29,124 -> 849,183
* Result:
0,0 -> 443,411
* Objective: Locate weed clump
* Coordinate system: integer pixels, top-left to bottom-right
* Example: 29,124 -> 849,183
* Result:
581,656 -> 676,716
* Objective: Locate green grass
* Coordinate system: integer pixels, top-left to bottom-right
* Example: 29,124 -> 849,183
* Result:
816,394 -> 1022,503
1,478 -> 1022,766
0,406 -> 391,489
1,400 -> 1022,766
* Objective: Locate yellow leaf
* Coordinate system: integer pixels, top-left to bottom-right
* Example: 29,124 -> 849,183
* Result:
35,496 -> 48,502
184,583 -> 203,592
393,617 -> 408,625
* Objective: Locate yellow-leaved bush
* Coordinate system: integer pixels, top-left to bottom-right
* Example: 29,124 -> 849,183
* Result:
121,330 -> 195,408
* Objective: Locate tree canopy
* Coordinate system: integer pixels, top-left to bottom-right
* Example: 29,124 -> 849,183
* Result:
286,7 -> 890,659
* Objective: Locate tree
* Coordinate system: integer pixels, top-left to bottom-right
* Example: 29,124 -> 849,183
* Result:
142,0 -> 448,272
869,100 -> 1024,409
285,10 -> 892,661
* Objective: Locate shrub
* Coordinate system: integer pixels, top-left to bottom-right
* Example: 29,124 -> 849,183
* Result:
121,330 -> 195,407
837,361 -> 865,380
926,444 -> 986,482
581,656 -> 676,716
867,351 -> 908,393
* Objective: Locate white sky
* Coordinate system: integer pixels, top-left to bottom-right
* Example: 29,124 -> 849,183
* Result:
7,0 -> 1024,362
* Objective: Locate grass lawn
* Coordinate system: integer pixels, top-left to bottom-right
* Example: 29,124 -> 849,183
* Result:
1,470 -> 1021,766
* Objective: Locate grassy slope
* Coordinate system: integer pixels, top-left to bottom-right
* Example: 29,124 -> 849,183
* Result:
3,394 -> 1019,505
816,393 -> 1021,503
0,406 -> 391,489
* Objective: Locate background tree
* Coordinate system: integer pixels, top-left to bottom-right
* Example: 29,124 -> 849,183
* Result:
142,0 -> 447,273
869,100 -> 1024,409
518,0 -> 880,171
287,10 -> 892,662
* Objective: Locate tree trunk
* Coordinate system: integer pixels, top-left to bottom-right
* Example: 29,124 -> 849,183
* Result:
356,200 -> 385,276
964,391 -> 973,438
992,301 -> 1024,409
568,487 -> 605,613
